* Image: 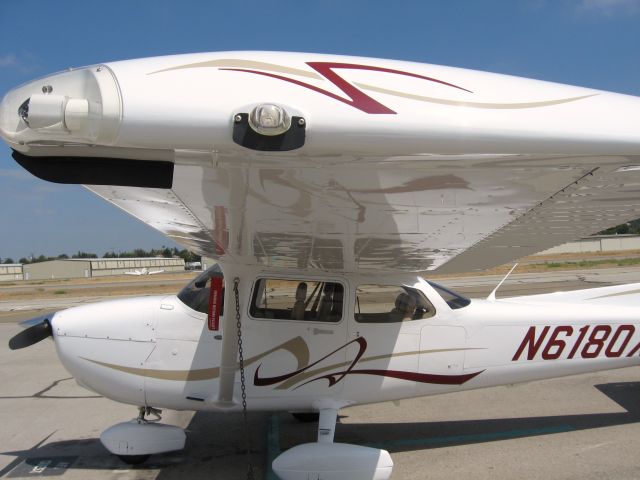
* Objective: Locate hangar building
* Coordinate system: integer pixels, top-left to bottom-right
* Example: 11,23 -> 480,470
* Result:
0,264 -> 24,281
21,257 -> 185,280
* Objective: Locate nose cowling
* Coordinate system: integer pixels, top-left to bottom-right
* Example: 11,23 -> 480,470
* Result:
53,296 -> 159,342
51,296 -> 162,406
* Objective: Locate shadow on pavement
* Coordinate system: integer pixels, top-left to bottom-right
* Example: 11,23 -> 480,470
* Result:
2,382 -> 639,478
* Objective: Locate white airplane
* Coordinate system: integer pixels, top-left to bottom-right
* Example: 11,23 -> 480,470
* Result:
2,51 -> 640,479
124,267 -> 165,276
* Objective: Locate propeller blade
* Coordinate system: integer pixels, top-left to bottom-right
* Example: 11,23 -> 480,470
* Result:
17,312 -> 55,329
9,317 -> 53,350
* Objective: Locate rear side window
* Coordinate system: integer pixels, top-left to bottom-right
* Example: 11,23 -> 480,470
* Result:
250,278 -> 343,322
355,284 -> 435,323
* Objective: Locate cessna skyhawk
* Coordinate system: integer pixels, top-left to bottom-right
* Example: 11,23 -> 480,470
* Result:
124,267 -> 165,276
2,51 -> 640,480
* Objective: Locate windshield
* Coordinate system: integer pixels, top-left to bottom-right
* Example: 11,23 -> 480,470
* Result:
426,280 -> 471,309
177,264 -> 224,314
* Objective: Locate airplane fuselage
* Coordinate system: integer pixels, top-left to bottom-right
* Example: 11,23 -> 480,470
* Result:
50,267 -> 640,413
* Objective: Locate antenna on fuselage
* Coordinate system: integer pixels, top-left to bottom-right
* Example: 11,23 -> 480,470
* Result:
487,263 -> 518,302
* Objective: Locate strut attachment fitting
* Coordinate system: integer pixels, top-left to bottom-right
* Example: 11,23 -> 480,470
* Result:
137,406 -> 162,424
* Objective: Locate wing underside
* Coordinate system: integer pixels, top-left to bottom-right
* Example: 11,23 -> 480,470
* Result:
85,152 -> 640,274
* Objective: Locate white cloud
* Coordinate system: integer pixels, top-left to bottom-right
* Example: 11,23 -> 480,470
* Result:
0,52 -> 40,73
579,0 -> 640,14
0,53 -> 16,67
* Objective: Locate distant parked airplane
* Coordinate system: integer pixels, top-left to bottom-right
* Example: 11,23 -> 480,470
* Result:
124,268 -> 164,276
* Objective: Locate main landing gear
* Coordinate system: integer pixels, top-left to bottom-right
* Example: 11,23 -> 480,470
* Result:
100,406 -> 186,465
274,405 -> 394,480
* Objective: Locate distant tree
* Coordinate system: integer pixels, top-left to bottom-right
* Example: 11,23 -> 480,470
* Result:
176,249 -> 201,263
2,258 -> 15,264
597,218 -> 640,235
72,251 -> 97,259
598,223 -> 630,235
19,257 -> 29,264
57,253 -> 69,259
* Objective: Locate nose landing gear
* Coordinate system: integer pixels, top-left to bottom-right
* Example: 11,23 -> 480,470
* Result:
100,406 -> 186,465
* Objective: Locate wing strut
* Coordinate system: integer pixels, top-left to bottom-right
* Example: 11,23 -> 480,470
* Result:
214,273 -> 255,477
217,277 -> 241,405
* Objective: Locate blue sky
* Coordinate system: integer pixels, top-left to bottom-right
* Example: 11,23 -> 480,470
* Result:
1,0 -> 639,261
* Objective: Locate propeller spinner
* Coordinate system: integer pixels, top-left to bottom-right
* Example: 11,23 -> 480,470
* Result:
9,313 -> 55,350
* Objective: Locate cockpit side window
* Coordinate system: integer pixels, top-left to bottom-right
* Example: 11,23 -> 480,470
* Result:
250,278 -> 343,322
355,284 -> 435,323
177,265 -> 224,315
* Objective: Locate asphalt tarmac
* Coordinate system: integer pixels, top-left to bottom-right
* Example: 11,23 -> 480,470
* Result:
1,268 -> 640,479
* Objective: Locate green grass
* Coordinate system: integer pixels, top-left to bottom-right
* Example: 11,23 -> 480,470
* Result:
53,290 -> 67,295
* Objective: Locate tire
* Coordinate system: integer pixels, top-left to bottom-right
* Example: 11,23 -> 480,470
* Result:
117,454 -> 150,465
291,412 -> 320,423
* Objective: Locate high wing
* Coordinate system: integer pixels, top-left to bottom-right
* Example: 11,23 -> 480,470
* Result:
84,152 -> 640,274
2,52 -> 640,274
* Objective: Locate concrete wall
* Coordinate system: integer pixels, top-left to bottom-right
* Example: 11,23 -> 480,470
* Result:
19,257 -> 185,280
89,257 -> 185,276
0,264 -> 23,281
23,260 -> 90,280
538,235 -> 640,255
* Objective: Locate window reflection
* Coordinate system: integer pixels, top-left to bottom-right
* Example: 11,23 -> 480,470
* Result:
177,265 -> 224,314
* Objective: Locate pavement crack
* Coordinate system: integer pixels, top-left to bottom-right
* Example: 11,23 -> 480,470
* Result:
33,377 -> 73,397
0,377 -> 102,400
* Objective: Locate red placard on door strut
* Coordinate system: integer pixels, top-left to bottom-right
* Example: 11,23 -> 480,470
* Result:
208,277 -> 223,331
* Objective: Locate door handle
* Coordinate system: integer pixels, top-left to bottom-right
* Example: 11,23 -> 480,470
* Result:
312,328 -> 333,335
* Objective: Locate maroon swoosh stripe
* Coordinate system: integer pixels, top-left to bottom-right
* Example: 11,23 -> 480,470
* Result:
307,62 -> 471,94
254,337 -> 368,387
347,369 -> 484,385
221,68 -> 396,114
295,368 -> 483,390
220,62 -> 470,114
